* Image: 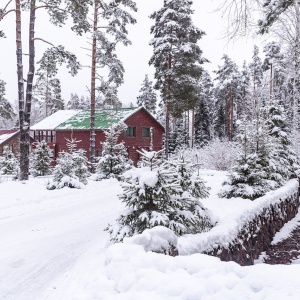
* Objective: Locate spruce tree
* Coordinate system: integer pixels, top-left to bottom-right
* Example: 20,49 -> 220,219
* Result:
47,138 -> 90,189
30,140 -> 52,177
169,155 -> 210,199
265,102 -> 299,183
195,71 -> 214,146
219,119 -> 270,200
136,75 -> 157,114
0,79 -> 14,122
106,149 -> 215,242
0,148 -> 19,176
96,122 -> 132,180
149,0 -> 207,117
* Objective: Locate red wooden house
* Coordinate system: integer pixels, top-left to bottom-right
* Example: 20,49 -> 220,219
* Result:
30,107 -> 165,164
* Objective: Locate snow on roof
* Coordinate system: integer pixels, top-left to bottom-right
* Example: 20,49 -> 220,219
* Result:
56,107 -> 140,130
30,107 -> 140,131
0,130 -> 18,144
30,107 -> 163,131
30,110 -> 79,130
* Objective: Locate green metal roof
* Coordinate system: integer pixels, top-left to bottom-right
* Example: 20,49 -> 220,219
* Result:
55,107 -> 139,130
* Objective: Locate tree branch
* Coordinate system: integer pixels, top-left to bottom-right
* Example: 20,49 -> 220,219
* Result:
3,0 -> 13,12
0,9 -> 15,20
32,38 -> 54,46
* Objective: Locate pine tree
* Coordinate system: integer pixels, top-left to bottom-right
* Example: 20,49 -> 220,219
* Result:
106,149 -> 215,242
0,148 -> 19,176
149,0 -> 207,116
149,0 -> 207,156
67,93 -> 80,109
136,75 -> 157,114
33,75 -> 64,118
96,122 -> 132,179
30,140 -> 52,177
89,0 -> 137,168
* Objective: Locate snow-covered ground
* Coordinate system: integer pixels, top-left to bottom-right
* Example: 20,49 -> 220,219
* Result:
1,171 -> 300,300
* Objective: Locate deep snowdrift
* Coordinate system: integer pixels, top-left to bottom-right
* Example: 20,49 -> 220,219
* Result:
1,171 -> 300,300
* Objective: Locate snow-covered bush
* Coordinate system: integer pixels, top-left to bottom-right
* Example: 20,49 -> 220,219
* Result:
173,140 -> 238,171
106,149 -> 215,242
47,138 -> 90,190
30,140 -> 52,177
0,148 -> 19,177
95,122 -> 132,180
125,226 -> 178,256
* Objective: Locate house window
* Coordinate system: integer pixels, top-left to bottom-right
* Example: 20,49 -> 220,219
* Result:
142,127 -> 151,137
126,126 -> 136,137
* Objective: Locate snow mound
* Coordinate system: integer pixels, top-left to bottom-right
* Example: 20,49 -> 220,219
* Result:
124,226 -> 178,254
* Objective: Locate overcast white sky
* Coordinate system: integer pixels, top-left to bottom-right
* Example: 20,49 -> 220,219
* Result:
0,0 -> 262,107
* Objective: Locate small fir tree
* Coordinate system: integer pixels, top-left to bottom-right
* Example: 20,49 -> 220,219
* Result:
47,138 -> 90,189
30,140 -> 52,177
106,149 -> 215,242
96,122 -> 132,180
170,155 -> 210,199
0,148 -> 19,176
136,75 -> 157,114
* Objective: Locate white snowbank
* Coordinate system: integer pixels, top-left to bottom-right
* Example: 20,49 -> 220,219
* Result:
178,179 -> 299,255
2,171 -> 300,300
59,241 -> 300,300
271,208 -> 300,245
124,226 -> 178,253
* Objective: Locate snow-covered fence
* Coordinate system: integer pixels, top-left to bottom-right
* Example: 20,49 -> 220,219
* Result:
178,179 -> 300,266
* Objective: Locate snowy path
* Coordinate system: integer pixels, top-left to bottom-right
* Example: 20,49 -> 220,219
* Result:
0,178 -> 122,300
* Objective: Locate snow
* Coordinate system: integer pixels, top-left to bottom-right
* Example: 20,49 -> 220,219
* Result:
271,209 -> 300,245
0,132 -> 16,144
30,110 -> 79,130
1,171 -> 300,300
124,226 -> 178,253
178,177 -> 299,255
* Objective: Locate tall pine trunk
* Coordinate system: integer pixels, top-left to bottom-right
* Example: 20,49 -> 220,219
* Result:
90,2 -> 98,172
165,53 -> 172,159
16,0 -> 26,179
269,63 -> 273,104
19,0 -> 36,180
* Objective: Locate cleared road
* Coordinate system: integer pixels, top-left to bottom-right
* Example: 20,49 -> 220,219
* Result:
0,178 -> 121,300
